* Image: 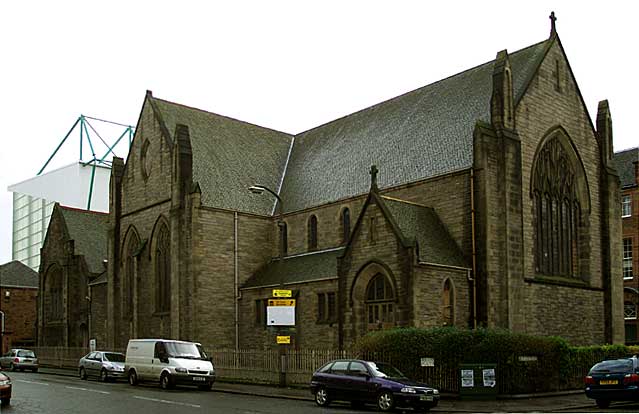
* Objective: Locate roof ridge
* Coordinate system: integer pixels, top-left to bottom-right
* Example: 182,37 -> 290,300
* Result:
59,205 -> 109,216
294,38 -> 550,138
614,147 -> 639,155
380,195 -> 430,209
152,96 -> 295,138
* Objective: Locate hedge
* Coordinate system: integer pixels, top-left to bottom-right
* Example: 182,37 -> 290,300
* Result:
355,327 -> 636,394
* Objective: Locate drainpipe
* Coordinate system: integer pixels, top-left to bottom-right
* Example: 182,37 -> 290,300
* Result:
234,212 -> 239,351
470,168 -> 478,329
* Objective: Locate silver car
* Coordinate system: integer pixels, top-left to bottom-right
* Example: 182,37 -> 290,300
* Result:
0,349 -> 38,372
78,351 -> 126,382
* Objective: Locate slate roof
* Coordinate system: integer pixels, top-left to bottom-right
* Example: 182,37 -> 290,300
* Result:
381,197 -> 468,268
58,206 -> 109,274
612,148 -> 639,188
279,40 -> 551,212
0,260 -> 38,288
242,248 -> 344,289
152,98 -> 293,215
147,39 -> 550,216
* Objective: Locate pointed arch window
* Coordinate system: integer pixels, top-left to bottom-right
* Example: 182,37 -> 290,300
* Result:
366,273 -> 395,330
442,279 -> 454,326
124,233 -> 139,317
46,266 -> 63,322
308,215 -> 318,251
341,208 -> 351,245
532,137 -> 580,277
280,222 -> 288,256
156,223 -> 171,313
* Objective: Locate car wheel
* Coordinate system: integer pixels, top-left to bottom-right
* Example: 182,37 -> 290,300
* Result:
79,367 -> 87,380
315,387 -> 330,407
377,390 -> 395,412
32,368 -> 38,373
100,369 -> 109,382
128,369 -> 138,386
0,398 -> 9,406
596,399 -> 610,409
160,372 -> 173,390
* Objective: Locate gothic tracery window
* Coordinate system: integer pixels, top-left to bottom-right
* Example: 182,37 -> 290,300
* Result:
156,222 -> 171,313
532,137 -> 580,277
366,273 -> 395,330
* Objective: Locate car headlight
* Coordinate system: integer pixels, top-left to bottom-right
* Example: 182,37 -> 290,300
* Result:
433,389 -> 439,395
175,368 -> 187,373
400,387 -> 416,393
0,380 -> 10,386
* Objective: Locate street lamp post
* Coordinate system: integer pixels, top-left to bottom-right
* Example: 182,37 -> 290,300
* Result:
248,185 -> 285,260
249,184 -> 288,387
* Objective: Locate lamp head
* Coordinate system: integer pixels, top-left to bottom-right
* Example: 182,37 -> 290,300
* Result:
248,185 -> 265,195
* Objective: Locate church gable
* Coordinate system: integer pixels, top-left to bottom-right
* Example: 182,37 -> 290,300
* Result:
121,93 -> 175,215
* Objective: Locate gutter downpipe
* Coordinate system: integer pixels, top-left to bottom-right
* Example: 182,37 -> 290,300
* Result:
234,212 -> 239,351
470,168 -> 478,329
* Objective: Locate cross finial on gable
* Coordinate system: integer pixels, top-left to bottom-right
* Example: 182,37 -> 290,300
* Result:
370,165 -> 379,191
549,11 -> 557,37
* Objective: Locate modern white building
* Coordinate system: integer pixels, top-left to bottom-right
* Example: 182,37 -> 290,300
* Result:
8,162 -> 111,270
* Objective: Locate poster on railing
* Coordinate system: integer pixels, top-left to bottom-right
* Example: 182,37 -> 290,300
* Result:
483,368 -> 496,387
461,369 -> 474,387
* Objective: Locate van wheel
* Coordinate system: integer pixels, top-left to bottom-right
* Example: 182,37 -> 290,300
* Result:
160,372 -> 173,390
128,369 -> 138,386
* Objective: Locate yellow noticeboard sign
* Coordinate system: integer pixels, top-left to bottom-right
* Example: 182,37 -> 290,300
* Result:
268,299 -> 296,307
277,336 -> 291,344
273,289 -> 292,298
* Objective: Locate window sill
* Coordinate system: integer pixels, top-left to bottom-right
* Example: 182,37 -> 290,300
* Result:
622,215 -> 632,219
525,275 -> 603,291
624,277 -> 635,281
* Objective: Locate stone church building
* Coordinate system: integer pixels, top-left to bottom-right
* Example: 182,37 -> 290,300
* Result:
40,17 -> 624,350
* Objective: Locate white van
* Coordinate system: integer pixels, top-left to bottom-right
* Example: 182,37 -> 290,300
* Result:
125,339 -> 215,390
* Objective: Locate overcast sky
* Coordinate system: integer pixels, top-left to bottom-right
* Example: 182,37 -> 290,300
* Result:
1,1 -> 637,265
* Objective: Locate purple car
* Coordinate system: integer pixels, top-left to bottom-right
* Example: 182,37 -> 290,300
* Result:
310,359 -> 439,412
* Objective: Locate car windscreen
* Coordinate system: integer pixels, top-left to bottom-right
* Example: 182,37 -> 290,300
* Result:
104,353 -> 125,363
590,359 -> 634,374
165,342 -> 207,360
17,350 -> 36,358
368,362 -> 406,379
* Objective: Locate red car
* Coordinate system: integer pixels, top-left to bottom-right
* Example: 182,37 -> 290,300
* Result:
0,371 -> 11,406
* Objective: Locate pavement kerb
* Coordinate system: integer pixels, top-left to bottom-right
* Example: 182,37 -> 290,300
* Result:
34,367 -> 601,413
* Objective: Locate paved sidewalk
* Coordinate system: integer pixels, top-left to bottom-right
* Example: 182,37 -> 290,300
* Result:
35,366 -> 602,412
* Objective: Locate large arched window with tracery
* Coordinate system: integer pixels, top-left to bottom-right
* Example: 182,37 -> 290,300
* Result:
366,273 -> 395,330
123,232 -> 139,317
155,222 -> 171,313
532,137 -> 581,277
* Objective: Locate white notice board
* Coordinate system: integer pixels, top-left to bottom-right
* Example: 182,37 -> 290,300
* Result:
267,305 -> 295,326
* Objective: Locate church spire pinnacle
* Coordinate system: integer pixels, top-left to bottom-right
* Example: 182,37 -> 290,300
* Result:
549,11 -> 557,38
